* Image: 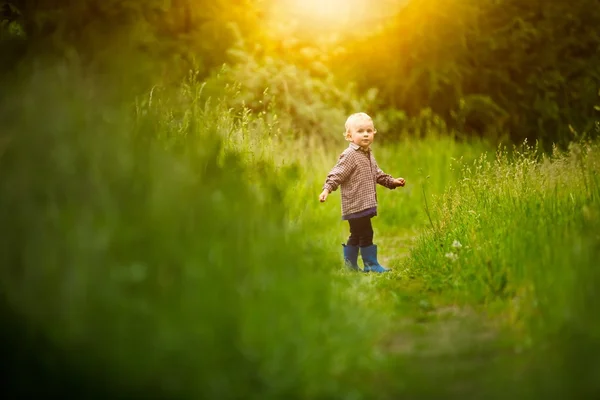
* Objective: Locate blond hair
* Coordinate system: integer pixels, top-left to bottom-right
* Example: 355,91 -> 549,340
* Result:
344,112 -> 376,139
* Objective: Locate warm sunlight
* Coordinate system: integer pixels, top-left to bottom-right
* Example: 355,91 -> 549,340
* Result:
269,0 -> 409,39
5,1 -> 600,399
283,0 -> 365,22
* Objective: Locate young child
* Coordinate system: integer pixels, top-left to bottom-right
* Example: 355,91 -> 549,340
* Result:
319,112 -> 405,273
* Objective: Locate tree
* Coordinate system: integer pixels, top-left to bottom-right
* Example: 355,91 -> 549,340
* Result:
331,0 -> 600,145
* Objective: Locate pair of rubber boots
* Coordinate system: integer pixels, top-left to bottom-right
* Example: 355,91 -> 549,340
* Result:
343,244 -> 389,273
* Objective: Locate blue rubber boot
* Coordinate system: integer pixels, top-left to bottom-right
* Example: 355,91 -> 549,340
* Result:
361,244 -> 389,273
342,244 -> 360,271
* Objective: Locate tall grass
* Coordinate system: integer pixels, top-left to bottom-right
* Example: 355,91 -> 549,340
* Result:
408,139 -> 600,396
0,65 -> 398,399
5,57 -> 598,399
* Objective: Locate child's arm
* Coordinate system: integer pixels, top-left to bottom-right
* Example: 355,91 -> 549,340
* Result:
319,152 -> 355,202
373,159 -> 405,189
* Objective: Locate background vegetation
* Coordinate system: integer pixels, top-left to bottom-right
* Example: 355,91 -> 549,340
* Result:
1,0 -> 599,398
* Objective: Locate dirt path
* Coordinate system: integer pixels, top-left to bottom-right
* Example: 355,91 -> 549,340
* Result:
356,233 -> 520,396
342,231 -> 515,358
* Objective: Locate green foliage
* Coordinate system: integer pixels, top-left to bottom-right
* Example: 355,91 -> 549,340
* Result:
198,45 -> 378,145
2,0 -> 265,80
0,63 -> 391,399
3,0 -> 600,397
4,0 -> 598,146
407,138 -> 600,395
332,0 -> 600,146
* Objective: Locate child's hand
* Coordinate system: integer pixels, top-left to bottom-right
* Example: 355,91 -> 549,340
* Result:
394,177 -> 406,187
319,190 -> 329,202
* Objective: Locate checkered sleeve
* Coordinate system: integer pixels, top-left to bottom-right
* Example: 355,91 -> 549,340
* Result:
323,152 -> 355,193
373,158 -> 397,189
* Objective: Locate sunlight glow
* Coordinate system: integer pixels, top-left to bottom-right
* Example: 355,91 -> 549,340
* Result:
287,0 -> 362,21
281,0 -> 369,25
269,0 -> 409,39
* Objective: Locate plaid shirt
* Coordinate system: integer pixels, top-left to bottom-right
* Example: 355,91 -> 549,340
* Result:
323,143 -> 397,218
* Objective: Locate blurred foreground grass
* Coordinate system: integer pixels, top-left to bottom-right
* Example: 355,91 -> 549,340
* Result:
0,66 -> 385,399
1,62 -> 600,399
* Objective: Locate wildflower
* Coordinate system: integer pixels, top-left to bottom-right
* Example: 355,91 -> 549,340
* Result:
452,240 -> 462,249
445,252 -> 458,262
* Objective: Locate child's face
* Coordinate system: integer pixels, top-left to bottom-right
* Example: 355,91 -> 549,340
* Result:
346,118 -> 376,149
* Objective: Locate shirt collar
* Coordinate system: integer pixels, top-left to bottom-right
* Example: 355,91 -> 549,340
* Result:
349,142 -> 370,153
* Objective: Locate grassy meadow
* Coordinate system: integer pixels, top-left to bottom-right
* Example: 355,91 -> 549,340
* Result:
1,62 -> 599,399
1,0 -> 600,394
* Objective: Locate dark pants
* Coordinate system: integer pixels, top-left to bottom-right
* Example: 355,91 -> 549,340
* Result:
347,215 -> 374,248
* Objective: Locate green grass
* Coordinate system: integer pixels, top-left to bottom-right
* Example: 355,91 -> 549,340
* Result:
1,63 -> 600,399
406,139 -> 600,396
0,67 -> 384,399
